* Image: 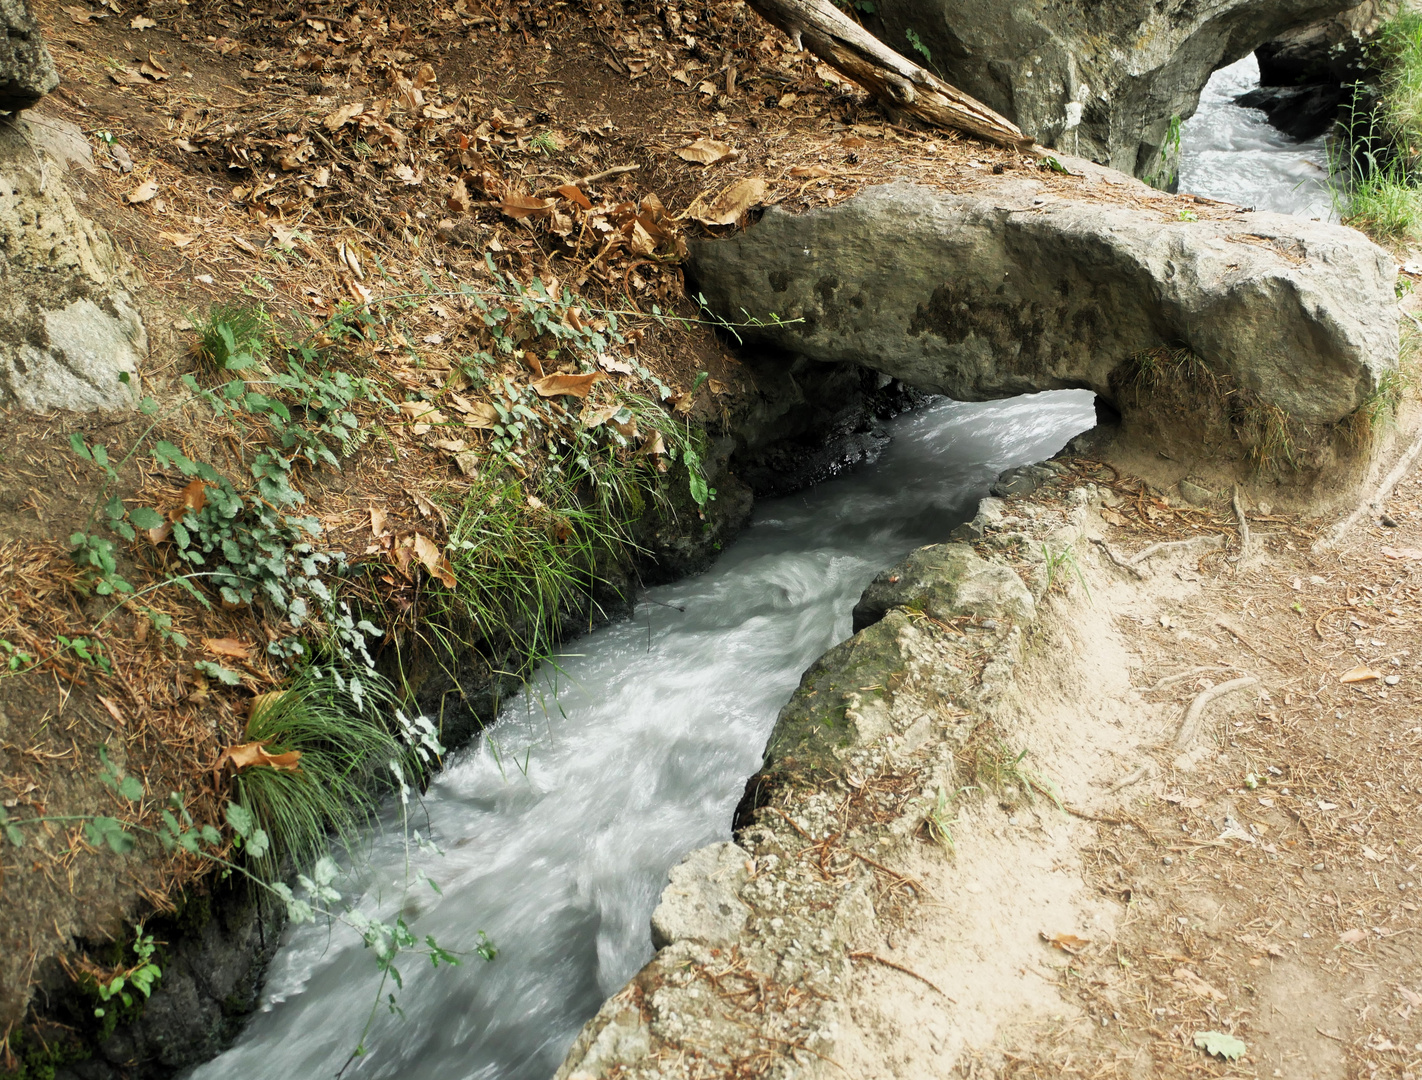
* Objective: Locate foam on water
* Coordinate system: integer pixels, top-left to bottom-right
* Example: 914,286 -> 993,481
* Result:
1178,53 -> 1334,219
188,391 -> 1096,1080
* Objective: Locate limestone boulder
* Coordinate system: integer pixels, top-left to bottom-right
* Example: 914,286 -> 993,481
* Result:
863,0 -> 1361,179
0,115 -> 147,413
0,0 -> 58,110
852,544 -> 1035,633
649,842 -> 750,950
689,180 -> 1397,480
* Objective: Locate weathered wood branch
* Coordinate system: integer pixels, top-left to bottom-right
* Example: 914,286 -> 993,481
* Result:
744,0 -> 1030,149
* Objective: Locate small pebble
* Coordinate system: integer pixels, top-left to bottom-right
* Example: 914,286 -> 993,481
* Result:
1382,514 -> 1399,527
1386,675 -> 1401,686
1162,856 -> 1174,866
1313,863 -> 1326,872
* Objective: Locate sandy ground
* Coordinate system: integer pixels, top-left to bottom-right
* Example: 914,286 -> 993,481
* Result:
827,431 -> 1422,1080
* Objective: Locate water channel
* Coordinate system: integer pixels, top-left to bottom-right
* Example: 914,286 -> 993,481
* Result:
190,391 -> 1096,1080
1178,52 -> 1335,219
191,48 -> 1330,1080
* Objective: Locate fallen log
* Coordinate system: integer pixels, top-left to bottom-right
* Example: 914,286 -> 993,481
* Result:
745,0 -> 1030,149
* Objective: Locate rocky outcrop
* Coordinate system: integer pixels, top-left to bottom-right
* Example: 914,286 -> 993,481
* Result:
0,0 -> 58,111
864,0 -> 1363,179
1235,83 -> 1345,140
690,180 -> 1398,495
0,114 -> 148,413
1255,0 -> 1393,86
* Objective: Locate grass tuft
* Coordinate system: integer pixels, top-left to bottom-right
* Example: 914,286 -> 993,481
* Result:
194,303 -> 273,372
231,668 -> 403,878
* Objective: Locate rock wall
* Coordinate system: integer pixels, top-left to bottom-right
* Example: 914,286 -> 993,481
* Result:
864,0 -> 1362,180
689,179 -> 1398,499
0,115 -> 148,413
0,0 -> 58,110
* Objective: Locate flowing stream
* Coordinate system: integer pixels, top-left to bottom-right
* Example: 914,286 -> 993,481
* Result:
190,390 -> 1095,1080
1178,53 -> 1335,218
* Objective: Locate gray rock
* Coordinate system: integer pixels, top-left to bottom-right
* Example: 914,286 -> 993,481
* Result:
1235,83 -> 1344,140
0,0 -> 59,110
864,0 -> 1363,180
649,842 -> 751,950
1178,476 -> 1226,507
690,181 -> 1397,480
852,543 -> 1036,633
1256,1 -> 1391,87
0,115 -> 148,413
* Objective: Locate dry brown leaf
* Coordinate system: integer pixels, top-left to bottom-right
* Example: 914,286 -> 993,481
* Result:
1341,664 -> 1383,683
1100,506 -> 1128,526
532,372 -> 604,399
1040,932 -> 1089,954
677,137 -> 737,166
202,637 -> 252,660
1340,928 -> 1368,944
158,230 -> 195,247
96,695 -> 127,727
459,402 -> 499,428
690,178 -> 767,227
64,5 -> 99,23
217,739 -> 303,773
447,177 -> 472,213
790,164 -> 832,178
581,403 -> 622,428
127,179 -> 160,204
324,102 -> 365,130
370,507 -> 388,537
129,14 -> 156,28
597,354 -> 634,375
500,194 -> 554,219
412,491 -> 447,526
1382,546 -> 1422,560
412,533 -> 456,588
555,183 -> 592,210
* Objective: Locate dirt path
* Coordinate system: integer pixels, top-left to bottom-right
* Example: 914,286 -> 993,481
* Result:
839,443 -> 1422,1079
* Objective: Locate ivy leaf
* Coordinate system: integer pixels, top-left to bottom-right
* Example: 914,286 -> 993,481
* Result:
245,827 -> 270,861
130,507 -> 164,530
85,816 -> 136,854
195,660 -> 242,686
1194,1031 -> 1246,1061
225,801 -> 254,838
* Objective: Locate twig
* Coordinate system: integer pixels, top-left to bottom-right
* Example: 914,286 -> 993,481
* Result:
1090,536 -> 1144,579
535,163 -> 640,195
1128,534 -> 1225,566
1313,426 -> 1422,553
1109,763 -> 1154,792
1062,804 -> 1161,843
848,951 -> 955,1001
1174,676 -> 1259,747
1148,665 -> 1248,692
850,850 -> 925,894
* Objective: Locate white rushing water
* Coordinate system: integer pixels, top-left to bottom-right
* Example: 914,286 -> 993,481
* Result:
190,390 -> 1095,1080
1178,53 -> 1334,219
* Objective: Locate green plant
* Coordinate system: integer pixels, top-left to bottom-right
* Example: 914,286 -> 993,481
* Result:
1,639 -> 37,672
904,28 -> 939,76
923,787 -> 956,855
1143,114 -> 1182,190
230,668 -> 407,878
1041,543 -> 1090,600
194,303 -> 273,372
529,130 -> 559,155
1178,208 -> 1198,222
90,925 -> 161,1019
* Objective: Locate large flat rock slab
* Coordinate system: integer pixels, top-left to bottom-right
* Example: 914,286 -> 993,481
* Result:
689,180 -> 1397,491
